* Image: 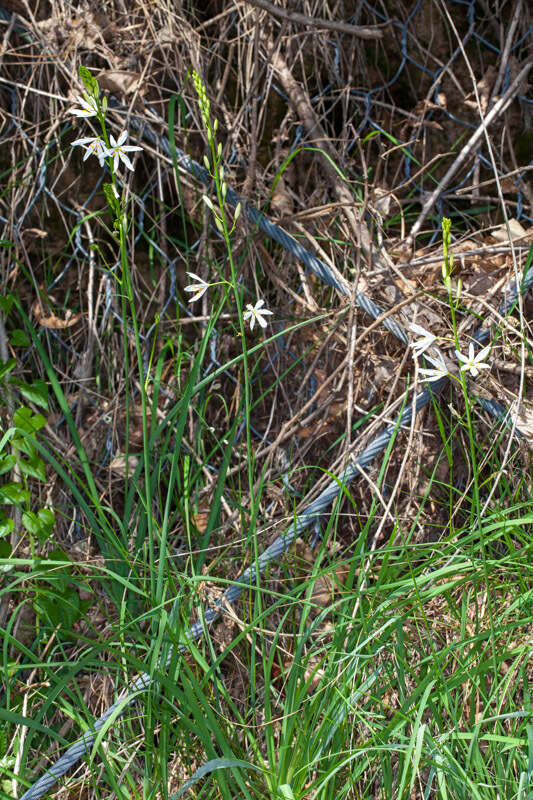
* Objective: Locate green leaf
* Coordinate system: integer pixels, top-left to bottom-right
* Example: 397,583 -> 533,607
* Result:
0,482 -> 30,505
11,435 -> 36,458
13,406 -> 46,433
10,379 -> 49,410
0,513 -> 14,538
78,65 -> 99,97
33,585 -> 80,632
22,508 -> 54,542
0,454 -> 16,476
9,329 -> 29,347
0,293 -> 14,312
278,786 -> 295,800
18,454 -> 46,482
37,508 -> 55,538
0,539 -> 11,558
0,358 -> 16,381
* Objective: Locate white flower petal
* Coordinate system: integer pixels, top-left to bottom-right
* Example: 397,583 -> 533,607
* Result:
409,323 -> 430,336
243,300 -> 272,331
121,153 -> 134,171
476,344 -> 491,362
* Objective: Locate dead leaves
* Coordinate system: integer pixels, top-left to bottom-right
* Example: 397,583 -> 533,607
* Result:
98,70 -> 143,97
32,288 -> 82,329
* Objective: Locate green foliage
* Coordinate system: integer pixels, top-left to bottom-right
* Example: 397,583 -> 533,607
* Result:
21,509 -> 55,542
0,297 -> 55,550
31,550 -> 91,632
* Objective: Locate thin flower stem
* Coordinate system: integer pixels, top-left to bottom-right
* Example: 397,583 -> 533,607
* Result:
443,220 -> 498,676
119,217 -> 156,595
198,82 -> 262,636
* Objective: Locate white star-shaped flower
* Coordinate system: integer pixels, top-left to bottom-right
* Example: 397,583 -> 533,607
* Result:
184,272 -> 209,303
71,136 -> 108,166
418,352 -> 448,382
69,95 -> 99,118
107,131 -> 143,172
243,299 -> 273,330
455,343 -> 491,377
409,323 -> 437,357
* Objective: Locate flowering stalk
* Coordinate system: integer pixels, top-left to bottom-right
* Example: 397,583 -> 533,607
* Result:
71,65 -> 157,593
191,69 -> 259,600
192,70 -> 250,379
441,219 -> 487,560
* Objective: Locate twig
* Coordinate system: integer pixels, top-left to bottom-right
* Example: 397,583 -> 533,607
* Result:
404,60 -> 533,249
241,0 -> 385,39
265,30 -> 378,263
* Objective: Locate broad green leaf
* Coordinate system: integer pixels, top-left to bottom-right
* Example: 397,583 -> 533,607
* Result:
13,406 -> 46,432
0,293 -> 14,312
0,538 -> 11,558
18,454 -> 46,482
11,435 -> 36,458
22,508 -> 54,542
10,379 -> 49,410
0,513 -> 14,538
9,329 -> 29,347
33,585 -> 80,631
0,454 -> 16,475
0,482 -> 30,505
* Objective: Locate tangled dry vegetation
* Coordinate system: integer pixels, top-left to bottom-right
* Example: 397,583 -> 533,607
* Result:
1,0 -> 532,797
1,0 -> 531,541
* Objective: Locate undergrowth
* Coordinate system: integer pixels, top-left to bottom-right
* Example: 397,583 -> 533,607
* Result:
1,2 -> 532,799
